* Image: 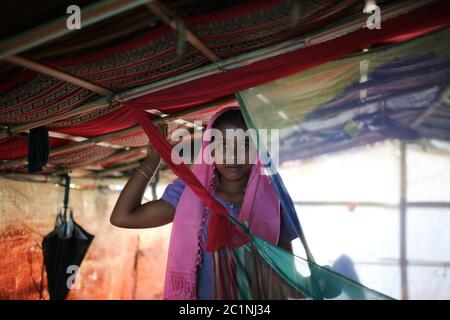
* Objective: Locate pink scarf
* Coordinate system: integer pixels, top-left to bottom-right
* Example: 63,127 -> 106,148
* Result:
163,106 -> 281,300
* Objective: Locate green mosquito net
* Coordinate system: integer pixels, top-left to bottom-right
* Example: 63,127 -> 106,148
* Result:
219,26 -> 450,300
211,216 -> 392,300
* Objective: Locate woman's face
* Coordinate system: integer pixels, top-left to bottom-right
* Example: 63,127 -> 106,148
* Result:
212,121 -> 255,182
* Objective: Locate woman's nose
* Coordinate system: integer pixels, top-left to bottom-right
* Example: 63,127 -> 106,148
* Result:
225,149 -> 237,164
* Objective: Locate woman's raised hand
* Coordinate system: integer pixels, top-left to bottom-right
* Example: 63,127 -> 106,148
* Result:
110,122 -> 176,229
140,123 -> 167,175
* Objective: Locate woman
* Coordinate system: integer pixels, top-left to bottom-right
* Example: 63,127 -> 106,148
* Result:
110,106 -> 299,299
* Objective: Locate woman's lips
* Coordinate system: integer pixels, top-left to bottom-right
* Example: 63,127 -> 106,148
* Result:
224,164 -> 243,171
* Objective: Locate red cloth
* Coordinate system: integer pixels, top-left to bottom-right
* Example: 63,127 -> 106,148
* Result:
123,0 -> 450,251
124,0 -> 450,113
3,0 -> 449,249
51,107 -> 140,138
52,0 -> 450,141
0,136 -> 68,160
129,108 -> 237,251
2,0 -> 449,161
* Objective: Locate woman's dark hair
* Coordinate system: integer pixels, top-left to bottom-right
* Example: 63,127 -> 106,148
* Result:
212,108 -> 247,129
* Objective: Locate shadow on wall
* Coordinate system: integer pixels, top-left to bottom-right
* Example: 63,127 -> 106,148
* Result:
332,254 -> 366,299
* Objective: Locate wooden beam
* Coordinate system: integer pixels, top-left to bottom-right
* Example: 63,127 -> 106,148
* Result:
154,95 -> 234,121
410,101 -> 444,129
6,56 -> 113,96
0,98 -> 109,141
399,141 -> 409,300
0,172 -> 130,185
0,96 -> 233,169
0,0 -> 154,60
410,85 -> 450,128
146,109 -> 202,130
0,125 -> 142,169
118,0 -> 429,101
47,125 -> 141,156
28,14 -> 160,61
46,130 -> 124,149
89,162 -> 141,178
147,1 -> 220,62
55,147 -> 147,174
86,147 -> 146,168
0,0 -> 426,139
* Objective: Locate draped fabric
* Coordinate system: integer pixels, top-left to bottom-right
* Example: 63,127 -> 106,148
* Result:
123,0 -> 450,115
162,106 -> 281,300
0,0 -> 364,126
1,0 -> 448,301
128,107 -> 238,253
0,136 -> 68,161
2,0 -> 450,166
212,215 -> 392,300
238,26 -> 450,162
127,95 -> 392,300
235,24 -> 450,299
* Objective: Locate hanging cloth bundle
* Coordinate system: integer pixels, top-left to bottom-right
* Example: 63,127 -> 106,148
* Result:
27,126 -> 49,173
42,174 -> 94,300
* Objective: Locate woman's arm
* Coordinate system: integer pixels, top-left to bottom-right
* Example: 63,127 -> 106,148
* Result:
110,144 -> 176,229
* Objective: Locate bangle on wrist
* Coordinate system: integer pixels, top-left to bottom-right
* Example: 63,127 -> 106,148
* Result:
136,168 -> 151,180
141,163 -> 154,175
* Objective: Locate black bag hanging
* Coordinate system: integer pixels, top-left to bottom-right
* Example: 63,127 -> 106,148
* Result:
27,126 -> 49,173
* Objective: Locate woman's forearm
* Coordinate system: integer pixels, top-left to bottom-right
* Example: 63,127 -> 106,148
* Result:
110,142 -> 163,227
110,164 -> 154,225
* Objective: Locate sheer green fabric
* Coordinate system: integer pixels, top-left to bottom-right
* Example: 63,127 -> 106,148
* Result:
238,27 -> 450,157
212,216 -> 392,300
226,26 -> 450,300
210,26 -> 450,301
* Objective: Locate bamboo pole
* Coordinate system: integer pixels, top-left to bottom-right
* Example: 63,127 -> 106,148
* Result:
46,130 -> 124,149
6,56 -> 113,96
89,162 -> 141,178
0,0 -> 154,60
0,172 -> 130,188
147,1 -> 220,62
54,147 -> 147,175
399,141 -> 409,300
24,14 -> 160,61
0,125 -> 140,169
74,146 -> 146,168
0,95 -> 233,169
125,0 -> 433,99
411,85 -> 450,128
0,0 -> 432,141
0,98 -> 110,141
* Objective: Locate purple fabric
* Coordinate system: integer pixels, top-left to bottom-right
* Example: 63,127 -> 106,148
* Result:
161,177 -> 298,299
